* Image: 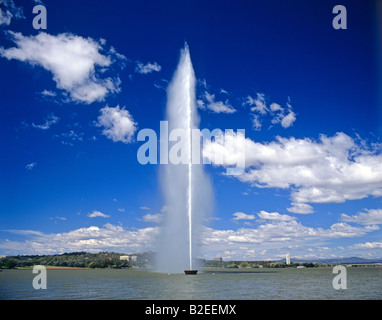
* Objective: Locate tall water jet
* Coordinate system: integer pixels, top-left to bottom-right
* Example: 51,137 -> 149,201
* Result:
156,44 -> 213,273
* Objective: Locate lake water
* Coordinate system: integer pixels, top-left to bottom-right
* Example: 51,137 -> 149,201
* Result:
0,267 -> 381,300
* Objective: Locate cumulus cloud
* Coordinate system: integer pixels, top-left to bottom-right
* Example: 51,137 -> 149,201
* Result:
198,91 -> 236,114
142,213 -> 163,224
0,0 -> 23,26
350,241 -> 382,249
97,105 -> 137,143
87,210 -> 110,218
251,114 -> 262,131
232,212 -> 255,220
0,32 -> 124,103
244,93 -> 296,130
196,80 -> 236,114
341,209 -> 382,225
0,224 -> 159,255
257,210 -> 296,221
280,109 -> 296,129
201,221 -> 378,260
1,217 -> 379,258
203,131 -> 382,212
135,61 -> 161,74
287,202 -> 314,214
202,222 -> 376,245
246,93 -> 268,115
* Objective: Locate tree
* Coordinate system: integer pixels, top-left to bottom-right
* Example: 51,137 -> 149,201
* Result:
3,259 -> 17,269
226,262 -> 238,268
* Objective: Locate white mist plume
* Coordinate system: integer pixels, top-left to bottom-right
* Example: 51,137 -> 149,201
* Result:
156,44 -> 213,273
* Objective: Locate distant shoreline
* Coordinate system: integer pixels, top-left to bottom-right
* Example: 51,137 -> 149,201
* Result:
15,266 -> 92,270
6,264 -> 381,272
2,252 -> 382,271
13,266 -> 136,270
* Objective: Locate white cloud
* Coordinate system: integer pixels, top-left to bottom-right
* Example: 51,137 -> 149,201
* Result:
201,91 -> 236,114
232,212 -> 255,220
350,241 -> 382,249
245,93 -> 268,114
196,78 -> 237,115
280,110 -> 296,128
244,93 -> 296,129
287,202 -> 314,214
40,89 -> 57,97
270,102 -> 296,129
251,114 -> 262,131
135,61 -> 161,74
58,130 -> 84,146
1,219 -> 379,259
196,79 -> 236,114
201,221 -> 378,260
0,0 -> 23,26
0,32 -> 124,104
49,216 -> 67,221
0,224 -> 159,255
97,105 -> 137,143
3,229 -> 45,236
270,102 -> 282,112
257,210 -> 296,221
32,113 -> 59,130
203,131 -> 382,212
25,162 -> 37,170
142,213 -> 163,224
341,209 -> 382,225
87,210 -> 110,218
153,78 -> 168,90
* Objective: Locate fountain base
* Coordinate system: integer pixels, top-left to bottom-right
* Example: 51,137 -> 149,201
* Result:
184,270 -> 198,275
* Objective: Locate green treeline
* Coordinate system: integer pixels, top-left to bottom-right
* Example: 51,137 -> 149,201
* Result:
0,252 -> 334,270
0,252 -> 134,269
203,260 -> 327,268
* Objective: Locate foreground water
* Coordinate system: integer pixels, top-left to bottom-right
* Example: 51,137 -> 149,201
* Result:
0,267 -> 381,300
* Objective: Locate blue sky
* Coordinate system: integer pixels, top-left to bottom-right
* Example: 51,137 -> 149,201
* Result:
0,0 -> 381,261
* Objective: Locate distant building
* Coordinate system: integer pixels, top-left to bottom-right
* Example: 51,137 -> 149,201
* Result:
120,255 -> 138,262
0,255 -> 7,259
286,253 -> 291,265
213,257 -> 223,262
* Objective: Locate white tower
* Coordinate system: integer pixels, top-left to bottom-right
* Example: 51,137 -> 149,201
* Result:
286,253 -> 291,265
